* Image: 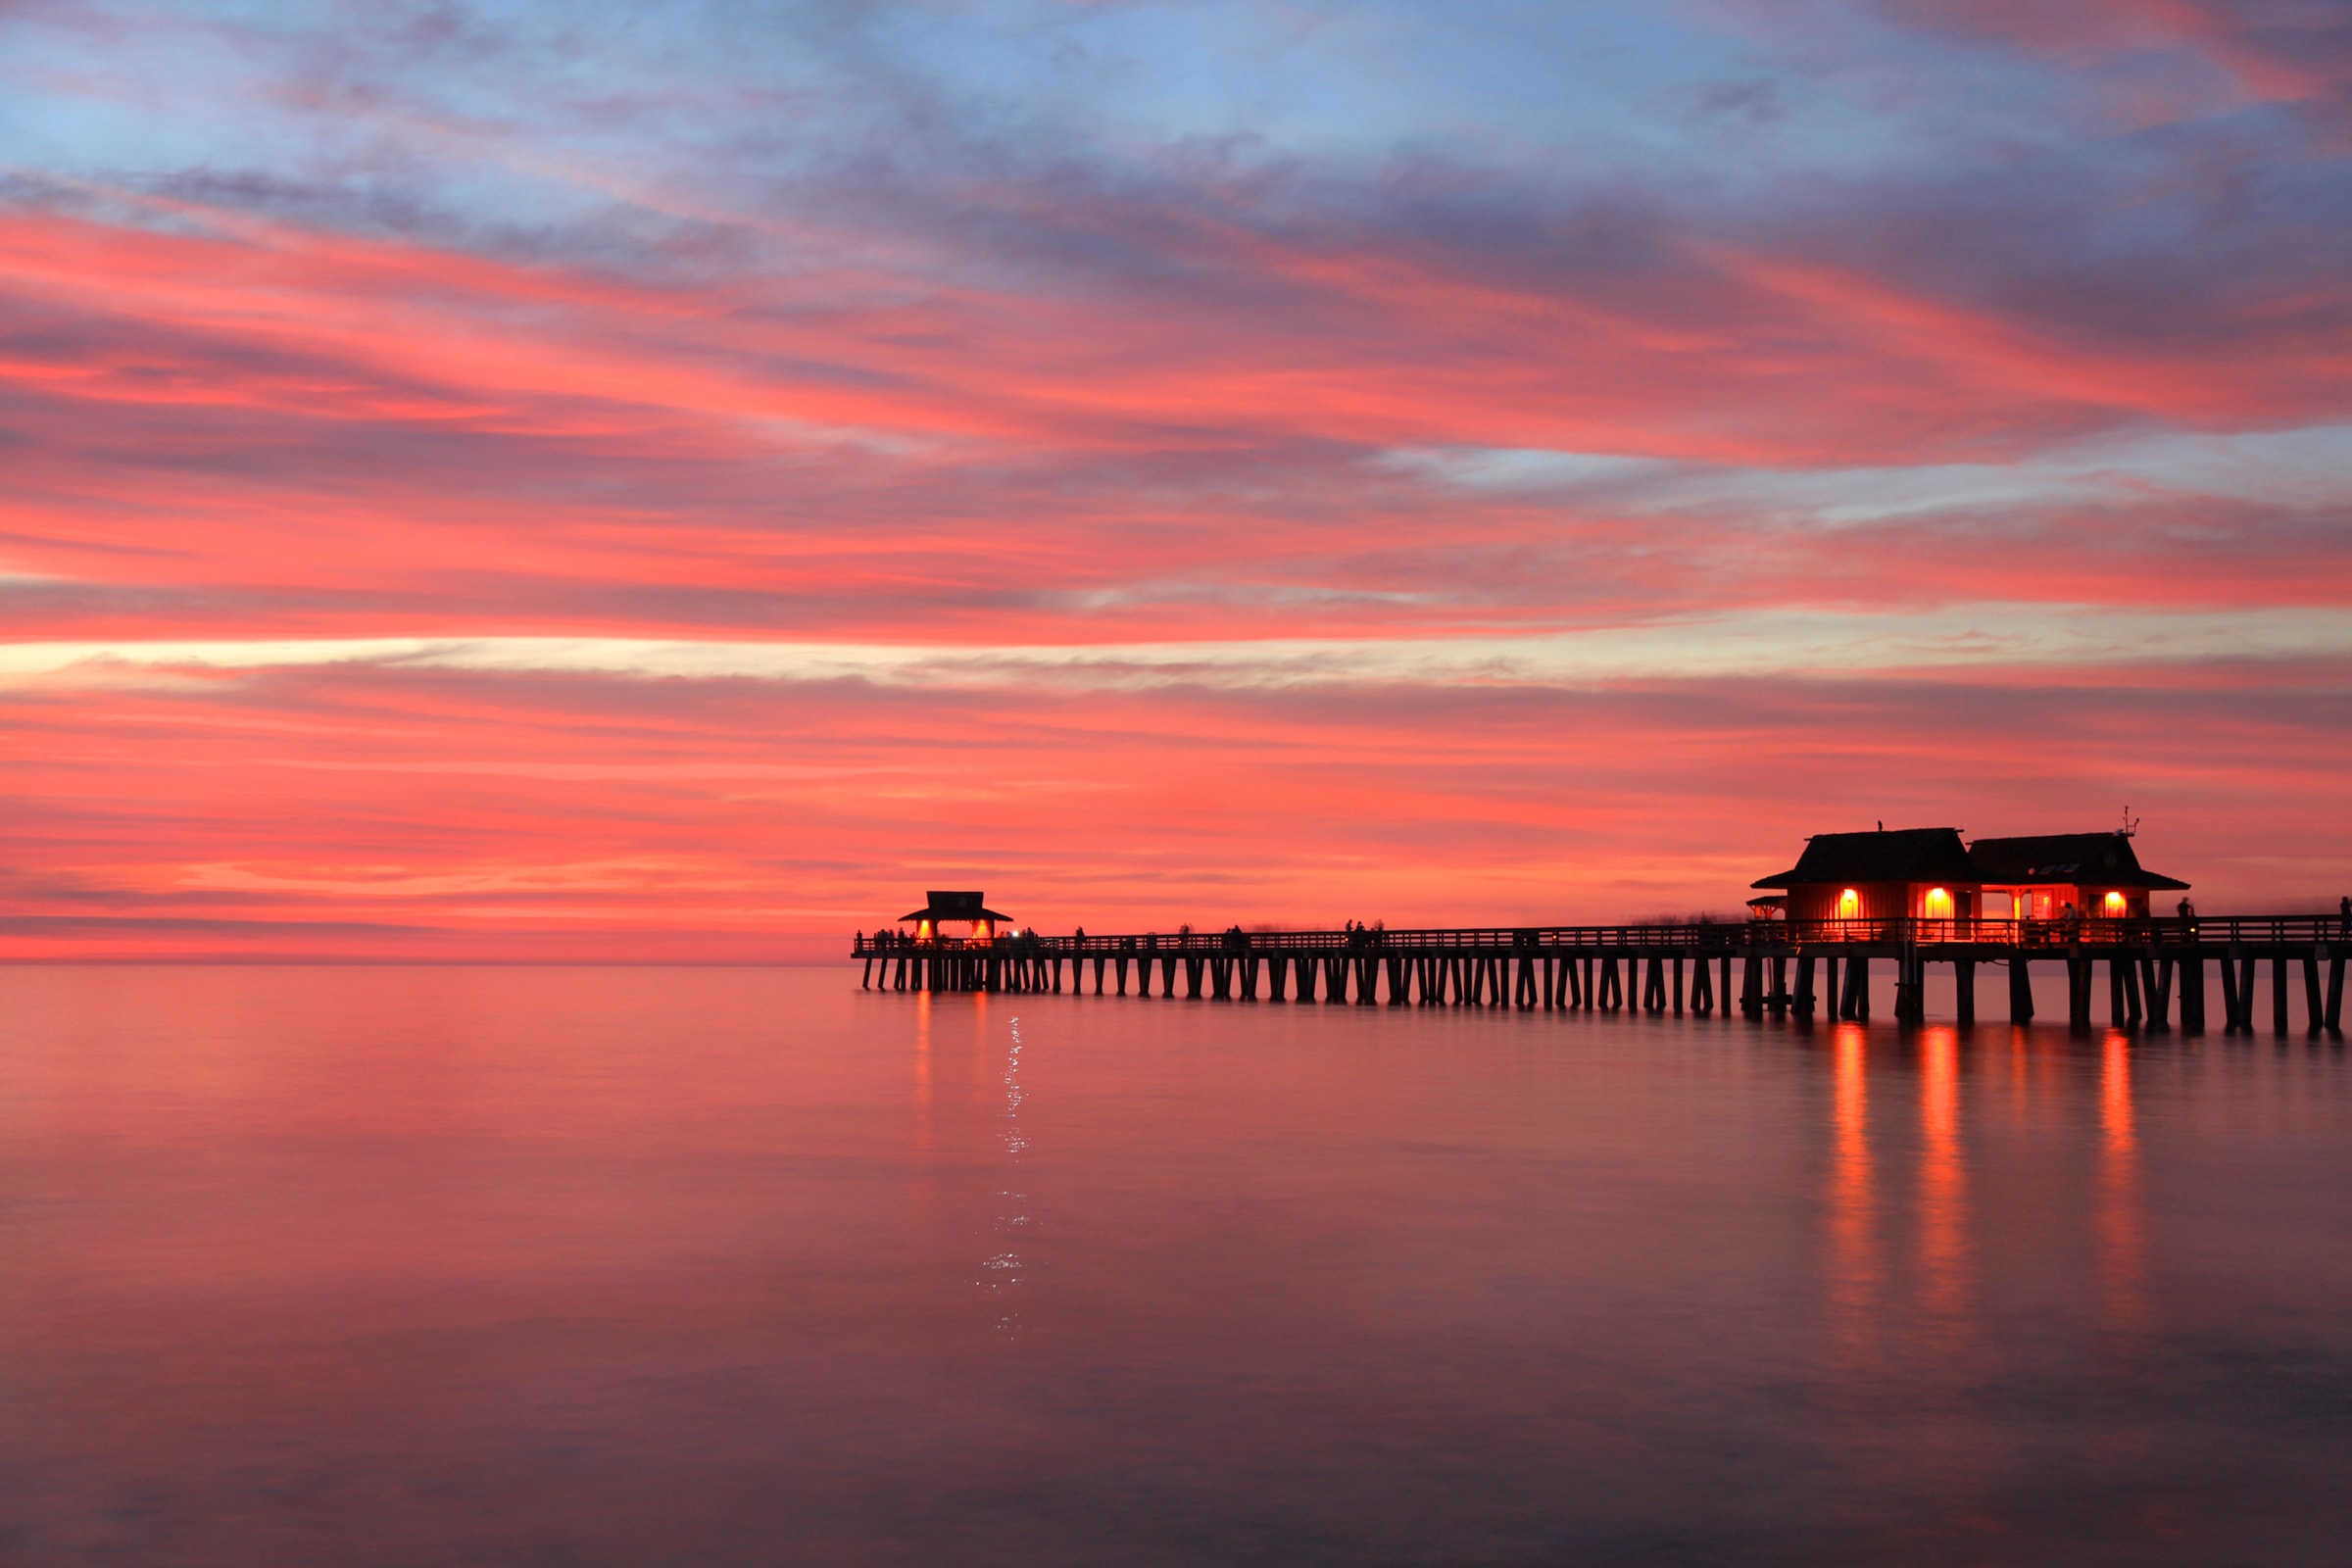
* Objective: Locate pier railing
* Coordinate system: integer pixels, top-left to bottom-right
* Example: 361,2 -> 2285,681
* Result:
856,913 -> 2351,957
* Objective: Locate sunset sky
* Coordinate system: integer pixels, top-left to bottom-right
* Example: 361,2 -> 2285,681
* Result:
5,0 -> 2349,959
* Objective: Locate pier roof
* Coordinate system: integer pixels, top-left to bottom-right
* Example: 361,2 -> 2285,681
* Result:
900,890 -> 1014,923
1751,826 -> 1976,890
1968,833 -> 2188,890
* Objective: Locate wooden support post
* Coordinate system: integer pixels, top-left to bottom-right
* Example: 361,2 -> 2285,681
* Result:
1953,957 -> 1974,1027
1821,954 -> 1838,1020
1644,955 -> 1666,1012
1768,956 -> 1789,1016
1893,948 -> 1922,1024
1595,955 -> 1617,1010
2067,950 -> 2091,1027
2146,953 -> 2171,1029
2180,952 -> 2204,1032
2219,948 -> 2241,1028
1848,956 -> 1870,1020
2304,949 -> 2325,1034
1721,955 -> 1736,1017
2238,952 -> 2257,1029
2328,949 -> 2345,1033
2273,954 -> 2290,1034
1674,956 -> 1686,1015
2109,953 -> 2130,1026
1740,955 -> 1762,1017
1795,956 -> 1817,1019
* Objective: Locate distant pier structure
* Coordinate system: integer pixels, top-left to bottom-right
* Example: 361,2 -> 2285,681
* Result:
853,834 -> 2349,1034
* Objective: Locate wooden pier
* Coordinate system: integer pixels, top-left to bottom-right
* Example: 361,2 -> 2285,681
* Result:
855,915 -> 2350,1033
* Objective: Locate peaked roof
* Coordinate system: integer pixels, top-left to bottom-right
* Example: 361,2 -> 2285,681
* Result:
1970,833 -> 2188,890
1752,827 -> 1977,890
899,890 -> 1014,923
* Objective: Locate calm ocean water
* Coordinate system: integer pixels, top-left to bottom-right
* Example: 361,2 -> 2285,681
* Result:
0,964 -> 2346,1565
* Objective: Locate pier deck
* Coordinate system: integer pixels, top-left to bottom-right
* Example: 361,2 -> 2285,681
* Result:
856,915 -> 2350,1032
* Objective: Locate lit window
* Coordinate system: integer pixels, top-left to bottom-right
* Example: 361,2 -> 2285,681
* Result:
2102,892 -> 2126,915
1924,887 -> 1952,918
1838,889 -> 1859,918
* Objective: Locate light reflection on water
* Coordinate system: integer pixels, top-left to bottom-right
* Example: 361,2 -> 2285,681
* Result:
0,965 -> 2347,1567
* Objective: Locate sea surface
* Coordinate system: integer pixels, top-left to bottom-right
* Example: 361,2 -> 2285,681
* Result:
1,964 -> 2346,1566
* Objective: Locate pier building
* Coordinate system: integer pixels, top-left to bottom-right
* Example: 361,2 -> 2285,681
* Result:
1967,833 -> 2187,921
1749,826 -> 1981,924
898,891 -> 1013,944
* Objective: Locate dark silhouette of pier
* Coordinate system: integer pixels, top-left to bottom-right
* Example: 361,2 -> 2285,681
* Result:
854,915 -> 2349,1033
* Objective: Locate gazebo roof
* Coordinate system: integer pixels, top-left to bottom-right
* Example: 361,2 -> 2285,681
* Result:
899,890 -> 1014,923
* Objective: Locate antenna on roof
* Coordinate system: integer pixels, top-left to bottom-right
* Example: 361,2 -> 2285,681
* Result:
1877,820 -> 1884,831
2120,805 -> 2139,838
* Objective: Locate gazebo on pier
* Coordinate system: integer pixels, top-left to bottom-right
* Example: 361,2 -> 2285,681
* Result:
900,891 -> 1014,944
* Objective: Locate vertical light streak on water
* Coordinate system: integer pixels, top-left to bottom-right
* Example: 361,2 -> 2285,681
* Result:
984,1013 -> 1028,1337
1826,1024 -> 1878,1365
2098,1030 -> 2147,1335
1917,1027 -> 1970,1336
911,991 -> 932,1154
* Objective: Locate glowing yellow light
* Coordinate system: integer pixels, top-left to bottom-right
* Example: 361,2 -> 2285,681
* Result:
1924,887 -> 1952,918
917,919 -> 933,941
2102,892 -> 2126,914
1838,889 -> 1860,918
975,920 -> 994,940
